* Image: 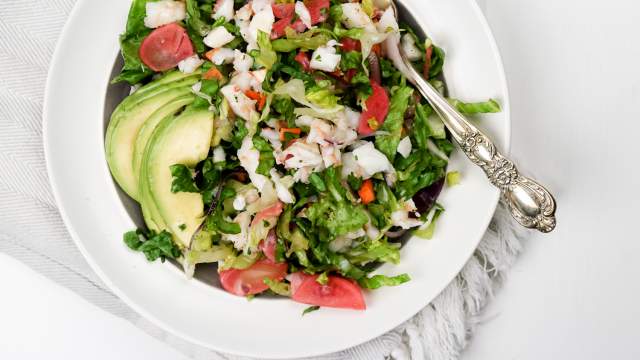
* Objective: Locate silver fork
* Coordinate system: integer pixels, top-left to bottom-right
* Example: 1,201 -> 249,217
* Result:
390,1 -> 556,232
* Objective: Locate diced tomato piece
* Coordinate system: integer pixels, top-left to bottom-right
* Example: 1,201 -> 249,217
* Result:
272,3 -> 295,18
258,229 -> 278,262
219,259 -> 288,296
290,272 -> 366,310
139,23 -> 194,72
358,80 -> 390,135
294,51 -> 311,72
252,201 -> 284,226
304,0 -> 330,25
341,38 -> 361,52
271,17 -> 293,39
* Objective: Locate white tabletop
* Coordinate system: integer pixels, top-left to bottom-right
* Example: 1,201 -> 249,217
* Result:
2,0 -> 639,359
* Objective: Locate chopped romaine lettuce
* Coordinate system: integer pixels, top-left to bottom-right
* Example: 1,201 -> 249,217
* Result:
358,273 -> 411,289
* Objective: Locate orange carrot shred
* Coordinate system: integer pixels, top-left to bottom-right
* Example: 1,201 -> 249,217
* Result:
279,127 -> 302,141
358,179 -> 375,205
203,67 -> 223,80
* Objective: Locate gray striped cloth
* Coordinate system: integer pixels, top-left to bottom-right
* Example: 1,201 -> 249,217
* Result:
0,1 -> 524,359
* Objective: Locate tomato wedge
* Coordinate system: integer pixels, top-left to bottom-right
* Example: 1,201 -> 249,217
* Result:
258,229 -> 278,262
358,80 -> 389,135
304,0 -> 330,25
341,37 -> 361,52
219,259 -> 288,296
139,23 -> 194,72
272,3 -> 295,18
289,272 -> 366,310
294,51 -> 311,72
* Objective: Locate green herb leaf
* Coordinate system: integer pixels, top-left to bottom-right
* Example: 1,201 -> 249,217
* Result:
170,164 -> 199,193
124,229 -> 181,262
302,305 -> 321,316
231,119 -> 249,149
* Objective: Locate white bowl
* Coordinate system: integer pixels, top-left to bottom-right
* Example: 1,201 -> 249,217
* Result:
43,0 -> 510,358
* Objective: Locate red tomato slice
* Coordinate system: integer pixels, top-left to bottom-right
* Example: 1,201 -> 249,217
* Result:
304,0 -> 330,25
251,201 -> 284,226
219,259 -> 288,296
358,80 -> 389,135
272,3 -> 295,18
340,37 -> 361,52
290,272 -> 366,310
287,272 -> 313,294
258,229 -> 277,262
271,16 -> 293,39
294,51 -> 312,72
139,23 -> 194,72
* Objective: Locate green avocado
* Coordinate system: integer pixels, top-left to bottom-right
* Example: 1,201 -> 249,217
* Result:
105,71 -> 200,201
132,94 -> 195,186
140,108 -> 214,247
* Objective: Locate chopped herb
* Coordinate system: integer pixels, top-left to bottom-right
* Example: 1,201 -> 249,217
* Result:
446,171 -> 461,187
302,305 -> 321,316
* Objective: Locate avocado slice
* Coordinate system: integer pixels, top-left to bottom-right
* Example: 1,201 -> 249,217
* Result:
132,94 -> 195,186
141,108 -> 214,247
105,73 -> 199,201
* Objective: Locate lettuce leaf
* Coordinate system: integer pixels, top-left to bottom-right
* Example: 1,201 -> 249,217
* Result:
394,150 -> 447,199
306,167 -> 368,240
252,135 -> 275,177
274,79 -> 343,114
112,0 -> 154,84
271,28 -> 332,52
358,273 -> 410,289
449,98 -> 501,114
250,31 -> 277,70
263,278 -> 291,296
375,86 -> 414,160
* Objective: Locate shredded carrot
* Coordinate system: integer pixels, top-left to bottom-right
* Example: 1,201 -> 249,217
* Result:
358,179 -> 375,205
203,67 -> 223,80
244,90 -> 267,111
279,127 -> 302,141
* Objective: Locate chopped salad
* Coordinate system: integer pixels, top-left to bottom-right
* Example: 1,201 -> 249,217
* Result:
107,0 -> 500,311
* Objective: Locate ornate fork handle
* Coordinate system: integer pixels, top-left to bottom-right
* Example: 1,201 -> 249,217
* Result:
461,131 -> 557,232
400,50 -> 557,232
